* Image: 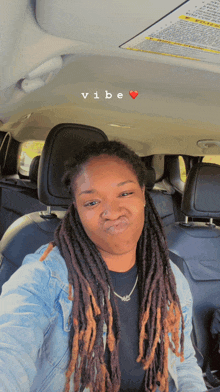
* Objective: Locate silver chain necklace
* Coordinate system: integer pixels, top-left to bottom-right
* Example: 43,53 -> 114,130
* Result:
113,275 -> 138,302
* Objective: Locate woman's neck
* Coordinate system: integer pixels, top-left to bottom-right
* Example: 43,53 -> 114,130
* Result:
98,248 -> 136,272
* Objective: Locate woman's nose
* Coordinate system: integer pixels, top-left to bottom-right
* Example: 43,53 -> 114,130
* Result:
101,201 -> 122,219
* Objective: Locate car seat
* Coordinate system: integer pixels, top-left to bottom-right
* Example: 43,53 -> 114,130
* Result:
0,123 -> 108,294
165,162 -> 220,372
0,155 -> 43,239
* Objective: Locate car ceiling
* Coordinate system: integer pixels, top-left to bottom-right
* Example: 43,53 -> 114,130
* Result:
1,0 -> 220,157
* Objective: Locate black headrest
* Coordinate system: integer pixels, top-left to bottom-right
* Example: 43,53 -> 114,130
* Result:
181,163 -> 220,218
145,167 -> 156,191
29,155 -> 40,183
38,123 -> 108,206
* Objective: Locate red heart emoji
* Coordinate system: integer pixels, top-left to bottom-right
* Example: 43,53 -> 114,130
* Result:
129,90 -> 138,99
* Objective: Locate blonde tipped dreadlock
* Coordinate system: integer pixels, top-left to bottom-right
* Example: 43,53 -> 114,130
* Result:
41,141 -> 185,392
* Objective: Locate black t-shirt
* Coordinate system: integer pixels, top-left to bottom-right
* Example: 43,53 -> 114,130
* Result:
105,264 -> 145,392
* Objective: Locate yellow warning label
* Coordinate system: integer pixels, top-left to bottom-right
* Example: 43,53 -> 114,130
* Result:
126,47 -> 200,61
179,15 -> 220,29
145,37 -> 220,54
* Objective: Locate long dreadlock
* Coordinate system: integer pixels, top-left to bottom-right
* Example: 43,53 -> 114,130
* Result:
41,141 -> 184,392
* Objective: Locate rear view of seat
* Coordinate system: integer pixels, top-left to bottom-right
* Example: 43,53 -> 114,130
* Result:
143,165 -> 177,227
0,155 -> 43,239
165,162 -> 220,369
150,189 -> 176,227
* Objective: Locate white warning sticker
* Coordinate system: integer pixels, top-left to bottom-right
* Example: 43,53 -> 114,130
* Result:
121,0 -> 220,63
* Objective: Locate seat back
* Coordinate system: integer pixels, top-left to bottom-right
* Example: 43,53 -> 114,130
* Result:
0,123 -> 108,293
165,163 -> 220,366
150,190 -> 176,227
0,155 -> 42,239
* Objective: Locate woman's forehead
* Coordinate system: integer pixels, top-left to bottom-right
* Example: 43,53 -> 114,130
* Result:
84,155 -> 136,175
86,154 -> 130,166
74,155 -> 139,190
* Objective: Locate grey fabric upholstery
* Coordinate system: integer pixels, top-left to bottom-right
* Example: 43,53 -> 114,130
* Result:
181,162 -> 220,218
0,210 -> 66,292
166,224 -> 220,363
0,189 -> 45,239
145,167 -> 155,191
29,155 -> 40,183
150,190 -> 176,226
165,163 -> 220,367
0,155 -> 42,239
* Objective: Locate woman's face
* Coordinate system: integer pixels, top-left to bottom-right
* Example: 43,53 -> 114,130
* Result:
73,155 -> 145,256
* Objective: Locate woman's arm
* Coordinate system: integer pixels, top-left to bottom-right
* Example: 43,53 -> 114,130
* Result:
0,252 -> 54,392
175,274 -> 206,392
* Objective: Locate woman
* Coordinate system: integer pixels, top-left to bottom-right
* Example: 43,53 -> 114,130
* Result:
0,141 -> 206,392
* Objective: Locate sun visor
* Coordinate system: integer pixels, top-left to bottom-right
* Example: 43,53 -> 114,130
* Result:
121,0 -> 220,65
35,0 -> 183,46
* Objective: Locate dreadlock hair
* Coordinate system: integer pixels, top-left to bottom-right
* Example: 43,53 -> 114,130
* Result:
43,140 -> 184,392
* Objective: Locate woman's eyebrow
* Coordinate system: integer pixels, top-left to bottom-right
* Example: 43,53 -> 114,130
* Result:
79,189 -> 96,196
117,180 -> 135,187
78,180 -> 135,196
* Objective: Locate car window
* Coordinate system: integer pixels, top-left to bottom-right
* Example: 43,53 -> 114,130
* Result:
178,156 -> 187,183
18,141 -> 44,176
202,155 -> 220,165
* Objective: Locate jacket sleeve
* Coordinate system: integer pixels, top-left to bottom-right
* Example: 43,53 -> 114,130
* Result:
0,250 -> 56,392
175,273 -> 207,392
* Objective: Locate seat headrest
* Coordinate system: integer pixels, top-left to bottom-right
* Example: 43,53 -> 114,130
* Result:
145,166 -> 156,191
181,162 -> 220,218
38,123 -> 108,206
29,155 -> 40,183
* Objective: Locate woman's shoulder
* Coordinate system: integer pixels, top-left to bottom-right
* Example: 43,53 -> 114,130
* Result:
0,244 -> 70,323
1,244 -> 69,301
21,244 -> 69,294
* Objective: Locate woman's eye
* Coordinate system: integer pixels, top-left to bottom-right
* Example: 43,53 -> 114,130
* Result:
84,201 -> 98,207
121,191 -> 134,197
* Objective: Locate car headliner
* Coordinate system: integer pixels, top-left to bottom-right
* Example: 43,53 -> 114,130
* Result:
1,0 -> 220,157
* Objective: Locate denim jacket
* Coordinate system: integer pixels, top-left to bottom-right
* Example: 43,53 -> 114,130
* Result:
0,244 -> 206,392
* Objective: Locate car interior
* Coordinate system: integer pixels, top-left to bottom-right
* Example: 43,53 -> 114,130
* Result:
1,0 -> 220,390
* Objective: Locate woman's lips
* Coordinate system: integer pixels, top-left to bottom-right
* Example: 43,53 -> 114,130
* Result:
104,217 -> 129,234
